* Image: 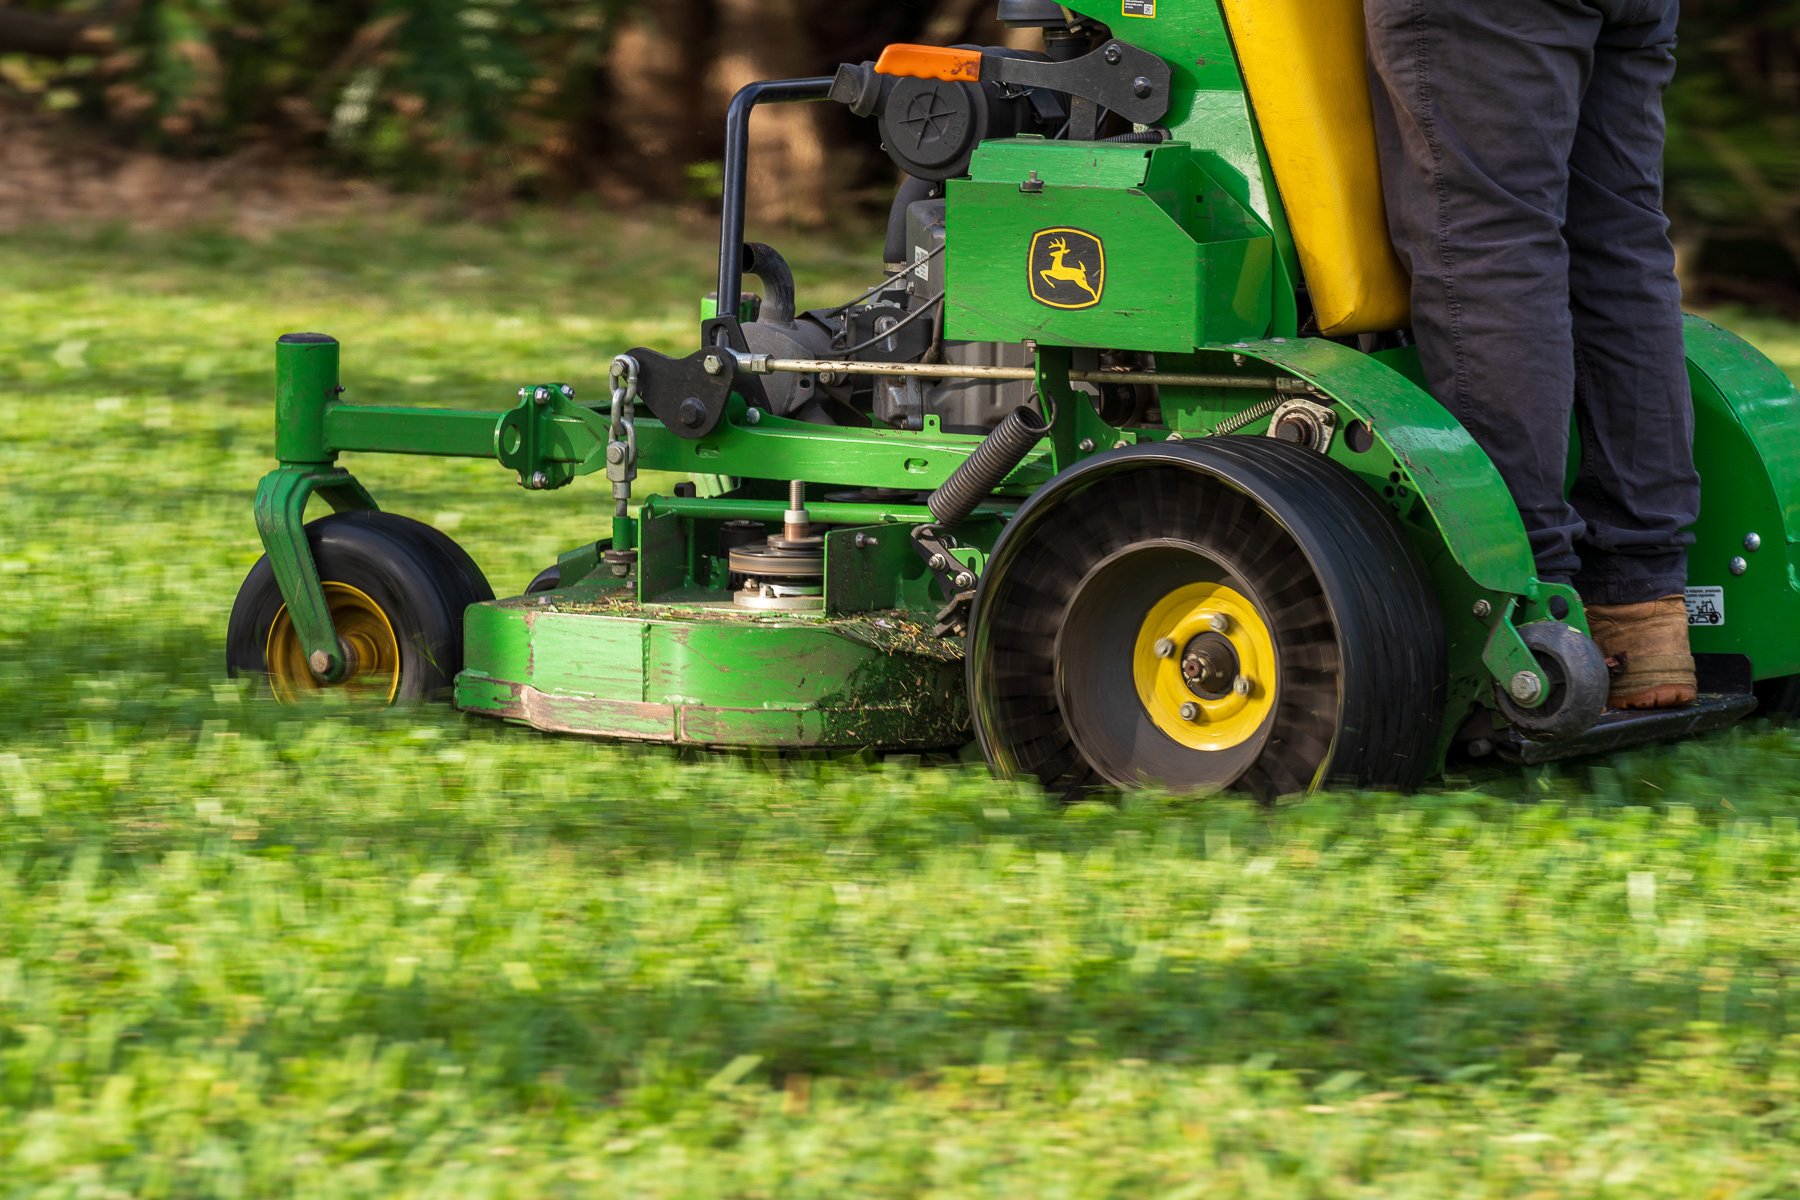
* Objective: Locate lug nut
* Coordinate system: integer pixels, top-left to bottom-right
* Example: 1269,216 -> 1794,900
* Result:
1154,637 -> 1177,659
1179,702 -> 1200,722
1207,613 -> 1230,634
1232,676 -> 1252,697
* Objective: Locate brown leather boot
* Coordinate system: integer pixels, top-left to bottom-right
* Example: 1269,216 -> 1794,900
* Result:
1586,595 -> 1697,710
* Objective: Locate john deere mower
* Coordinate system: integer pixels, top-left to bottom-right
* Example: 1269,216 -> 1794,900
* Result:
227,0 -> 1800,796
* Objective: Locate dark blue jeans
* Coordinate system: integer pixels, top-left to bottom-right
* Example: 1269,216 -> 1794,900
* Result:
1364,0 -> 1701,605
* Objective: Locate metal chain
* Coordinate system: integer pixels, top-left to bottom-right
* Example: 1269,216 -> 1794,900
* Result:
607,355 -> 640,517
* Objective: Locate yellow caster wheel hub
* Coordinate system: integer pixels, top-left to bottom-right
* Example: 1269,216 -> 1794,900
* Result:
265,582 -> 402,703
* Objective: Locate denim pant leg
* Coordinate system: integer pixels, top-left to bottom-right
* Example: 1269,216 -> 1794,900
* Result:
1365,0 -> 1596,587
1566,1 -> 1699,605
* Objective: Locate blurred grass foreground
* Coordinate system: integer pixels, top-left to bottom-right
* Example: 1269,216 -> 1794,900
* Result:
7,213 -> 1800,1196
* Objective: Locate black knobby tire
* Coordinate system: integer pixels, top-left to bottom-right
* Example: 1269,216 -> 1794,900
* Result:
226,511 -> 490,702
967,439 -> 1447,798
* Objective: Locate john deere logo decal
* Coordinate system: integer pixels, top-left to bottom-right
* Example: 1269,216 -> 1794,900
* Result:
1029,228 -> 1105,310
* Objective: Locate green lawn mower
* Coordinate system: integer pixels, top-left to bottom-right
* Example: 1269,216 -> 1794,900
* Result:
228,0 -> 1800,797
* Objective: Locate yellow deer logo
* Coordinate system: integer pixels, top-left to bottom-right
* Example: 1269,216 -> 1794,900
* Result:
1028,228 -> 1106,310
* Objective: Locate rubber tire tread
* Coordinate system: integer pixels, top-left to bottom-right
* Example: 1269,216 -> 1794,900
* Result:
225,512 -> 478,702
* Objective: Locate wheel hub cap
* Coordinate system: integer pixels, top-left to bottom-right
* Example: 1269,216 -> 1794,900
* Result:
1133,582 -> 1276,751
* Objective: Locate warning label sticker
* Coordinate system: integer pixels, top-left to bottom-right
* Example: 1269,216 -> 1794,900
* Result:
1685,586 -> 1725,627
1123,0 -> 1156,17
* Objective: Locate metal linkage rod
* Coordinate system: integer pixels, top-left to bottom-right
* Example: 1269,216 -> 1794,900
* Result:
735,354 -> 1312,392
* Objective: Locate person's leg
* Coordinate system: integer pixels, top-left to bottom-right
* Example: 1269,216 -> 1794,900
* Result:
1365,0 -> 1600,588
1565,0 -> 1696,603
1565,0 -> 1698,706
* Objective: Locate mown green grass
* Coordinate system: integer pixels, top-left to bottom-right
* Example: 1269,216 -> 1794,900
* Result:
4,211 -> 1800,1197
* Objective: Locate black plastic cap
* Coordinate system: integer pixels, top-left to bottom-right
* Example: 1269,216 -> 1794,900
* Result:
997,0 -> 1071,27
278,332 -> 338,345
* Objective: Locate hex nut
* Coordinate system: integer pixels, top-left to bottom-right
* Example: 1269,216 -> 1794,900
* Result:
702,353 -> 725,376
529,471 -> 551,490
1232,676 -> 1252,697
1472,599 -> 1493,618
1509,670 -> 1543,704
1207,613 -> 1230,634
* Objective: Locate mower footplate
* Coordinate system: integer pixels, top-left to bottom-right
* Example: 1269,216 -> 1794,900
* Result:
1499,692 -> 1758,766
454,586 -> 971,750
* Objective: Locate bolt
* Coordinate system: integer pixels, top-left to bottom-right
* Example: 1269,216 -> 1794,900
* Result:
1104,43 -> 1123,64
560,384 -> 575,400
1113,439 -> 1129,450
702,353 -> 725,376
610,562 -> 630,578
532,386 -> 551,405
744,408 -> 762,425
308,650 -> 332,676
1132,76 -> 1153,98
955,571 -> 977,590
1730,556 -> 1749,577
1509,670 -> 1543,705
1745,532 -> 1763,553
854,533 -> 879,549
1232,353 -> 1247,368
1472,599 -> 1493,619
529,471 -> 551,490
1078,438 -> 1097,452
1467,738 -> 1495,758
1232,676 -> 1252,697
1167,432 -> 1184,442
1207,612 -> 1230,634
517,387 -> 530,399
1154,637 -> 1177,659
606,443 -> 627,464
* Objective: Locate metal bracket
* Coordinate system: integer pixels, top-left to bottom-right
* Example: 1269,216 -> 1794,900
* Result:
911,524 -> 979,637
252,465 -> 379,682
1480,598 -> 1549,710
495,382 -> 610,491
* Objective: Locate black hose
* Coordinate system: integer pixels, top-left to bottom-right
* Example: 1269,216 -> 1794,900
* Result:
741,243 -> 797,326
883,175 -> 938,266
928,406 -> 1050,526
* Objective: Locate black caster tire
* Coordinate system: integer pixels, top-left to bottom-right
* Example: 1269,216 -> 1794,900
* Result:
226,511 -> 490,703
1493,620 -> 1608,739
967,438 -> 1447,799
525,564 -> 562,594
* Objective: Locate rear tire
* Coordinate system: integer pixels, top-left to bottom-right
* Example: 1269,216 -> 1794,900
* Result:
967,439 -> 1446,798
226,512 -> 489,703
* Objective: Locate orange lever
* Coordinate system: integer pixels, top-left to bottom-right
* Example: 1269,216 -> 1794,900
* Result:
873,44 -> 983,83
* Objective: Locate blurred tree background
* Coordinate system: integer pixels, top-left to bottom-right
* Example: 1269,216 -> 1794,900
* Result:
0,0 -> 1794,300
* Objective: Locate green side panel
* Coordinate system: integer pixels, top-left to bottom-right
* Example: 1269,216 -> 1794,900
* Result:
1683,316 -> 1800,677
455,588 -> 969,750
946,140 -> 1273,352
1225,337 -> 1537,595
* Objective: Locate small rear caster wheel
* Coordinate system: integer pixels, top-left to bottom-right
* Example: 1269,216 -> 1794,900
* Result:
226,511 -> 491,703
968,438 -> 1447,798
1493,621 -> 1608,740
525,564 -> 562,594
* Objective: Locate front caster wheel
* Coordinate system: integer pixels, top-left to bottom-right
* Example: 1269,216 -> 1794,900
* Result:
1492,620 -> 1608,739
968,438 -> 1446,798
226,511 -> 491,703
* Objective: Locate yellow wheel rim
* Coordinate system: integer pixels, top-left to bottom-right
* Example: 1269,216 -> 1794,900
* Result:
1132,581 -> 1278,751
264,582 -> 402,704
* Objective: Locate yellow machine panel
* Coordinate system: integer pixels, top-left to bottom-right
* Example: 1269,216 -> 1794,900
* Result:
1219,0 -> 1412,336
